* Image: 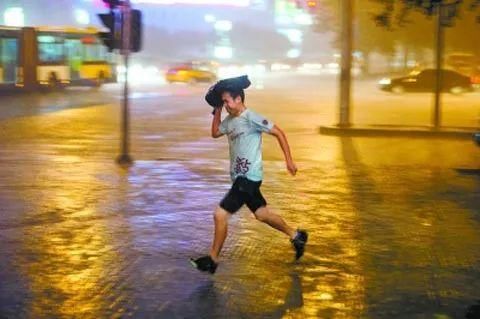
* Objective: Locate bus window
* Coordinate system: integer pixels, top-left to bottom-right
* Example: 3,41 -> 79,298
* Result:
37,35 -> 65,63
83,42 -> 108,62
65,39 -> 82,80
65,39 -> 82,60
0,38 -> 19,83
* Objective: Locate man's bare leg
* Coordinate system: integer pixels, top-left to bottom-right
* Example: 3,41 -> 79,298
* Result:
209,206 -> 230,262
254,206 -> 308,260
254,206 -> 296,239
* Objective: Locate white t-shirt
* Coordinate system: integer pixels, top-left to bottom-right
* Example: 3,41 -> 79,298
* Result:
219,108 -> 274,182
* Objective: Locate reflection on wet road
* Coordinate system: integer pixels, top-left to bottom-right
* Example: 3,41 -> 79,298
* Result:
0,78 -> 479,318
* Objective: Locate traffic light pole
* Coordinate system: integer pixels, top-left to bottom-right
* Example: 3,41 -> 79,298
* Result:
117,1 -> 133,165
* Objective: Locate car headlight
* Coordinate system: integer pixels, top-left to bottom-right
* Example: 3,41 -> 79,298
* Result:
379,78 -> 391,85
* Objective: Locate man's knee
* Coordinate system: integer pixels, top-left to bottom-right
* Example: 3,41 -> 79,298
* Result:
253,206 -> 269,222
214,206 -> 229,222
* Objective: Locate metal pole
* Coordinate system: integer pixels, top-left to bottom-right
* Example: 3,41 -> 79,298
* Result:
433,4 -> 444,129
338,0 -> 353,127
117,0 -> 133,165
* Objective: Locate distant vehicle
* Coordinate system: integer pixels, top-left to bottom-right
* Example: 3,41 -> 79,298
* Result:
474,132 -> 480,147
378,69 -> 474,94
0,25 -> 116,91
165,62 -> 217,84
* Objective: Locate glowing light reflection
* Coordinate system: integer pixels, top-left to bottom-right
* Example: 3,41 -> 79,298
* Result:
132,0 -> 250,6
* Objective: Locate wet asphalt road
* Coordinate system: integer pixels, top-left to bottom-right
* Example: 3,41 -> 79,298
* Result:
0,74 -> 479,318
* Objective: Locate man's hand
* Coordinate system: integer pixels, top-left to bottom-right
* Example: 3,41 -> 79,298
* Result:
211,105 -> 222,115
211,106 -> 224,138
269,125 -> 297,176
287,161 -> 297,176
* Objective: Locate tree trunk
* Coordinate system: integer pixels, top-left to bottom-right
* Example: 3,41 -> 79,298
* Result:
362,51 -> 371,76
338,0 -> 353,127
403,46 -> 409,72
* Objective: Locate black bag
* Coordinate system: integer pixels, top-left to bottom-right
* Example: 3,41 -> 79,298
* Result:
205,75 -> 251,112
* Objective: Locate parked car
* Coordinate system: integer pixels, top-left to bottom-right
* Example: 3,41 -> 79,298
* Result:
165,62 -> 217,84
378,69 -> 474,94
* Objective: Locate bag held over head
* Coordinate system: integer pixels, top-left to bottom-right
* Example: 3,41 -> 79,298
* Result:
205,75 -> 251,111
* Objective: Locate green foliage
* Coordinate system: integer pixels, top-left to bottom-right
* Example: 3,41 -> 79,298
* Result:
373,0 -> 480,27
373,0 -> 480,55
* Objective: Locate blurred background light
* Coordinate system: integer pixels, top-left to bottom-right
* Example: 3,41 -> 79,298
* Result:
4,7 -> 25,27
214,20 -> 232,32
214,46 -> 233,59
74,9 -> 90,25
204,14 -> 216,23
286,48 -> 300,58
131,0 -> 250,6
278,28 -> 303,44
294,13 -> 312,25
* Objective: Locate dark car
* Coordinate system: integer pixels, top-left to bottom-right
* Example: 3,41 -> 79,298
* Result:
378,69 -> 473,94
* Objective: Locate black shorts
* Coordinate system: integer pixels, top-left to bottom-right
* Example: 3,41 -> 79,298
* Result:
220,176 -> 267,214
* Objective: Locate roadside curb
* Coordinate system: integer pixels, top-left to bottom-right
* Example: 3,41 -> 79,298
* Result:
319,125 -> 479,139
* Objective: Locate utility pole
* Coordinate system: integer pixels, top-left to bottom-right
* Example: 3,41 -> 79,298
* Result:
338,0 -> 353,127
117,0 -> 133,165
99,0 -> 142,165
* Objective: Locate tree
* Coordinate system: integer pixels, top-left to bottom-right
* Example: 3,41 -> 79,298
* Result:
316,0 -> 479,74
373,0 -> 480,128
444,7 -> 480,55
356,4 -> 397,73
316,0 -> 480,128
372,0 -> 480,28
316,0 -> 427,74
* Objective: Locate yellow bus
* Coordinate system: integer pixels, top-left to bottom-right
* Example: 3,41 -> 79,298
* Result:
0,25 -> 116,90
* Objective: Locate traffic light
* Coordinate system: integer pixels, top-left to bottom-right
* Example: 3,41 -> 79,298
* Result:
98,11 -> 119,52
102,0 -> 120,9
306,0 -> 318,13
97,6 -> 142,53
130,9 -> 142,52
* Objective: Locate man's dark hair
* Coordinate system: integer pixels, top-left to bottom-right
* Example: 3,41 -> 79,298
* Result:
223,88 -> 245,103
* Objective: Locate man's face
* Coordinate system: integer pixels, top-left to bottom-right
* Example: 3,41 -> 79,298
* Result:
221,92 -> 242,116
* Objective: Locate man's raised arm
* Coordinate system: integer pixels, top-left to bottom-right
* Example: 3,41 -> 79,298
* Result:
211,107 -> 224,138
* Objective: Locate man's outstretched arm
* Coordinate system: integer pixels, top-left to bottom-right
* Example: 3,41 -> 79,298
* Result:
211,107 -> 224,138
268,125 -> 297,176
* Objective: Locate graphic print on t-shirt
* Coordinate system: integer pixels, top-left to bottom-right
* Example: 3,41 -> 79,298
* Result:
234,156 -> 251,175
229,128 -> 244,141
219,109 -> 274,182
